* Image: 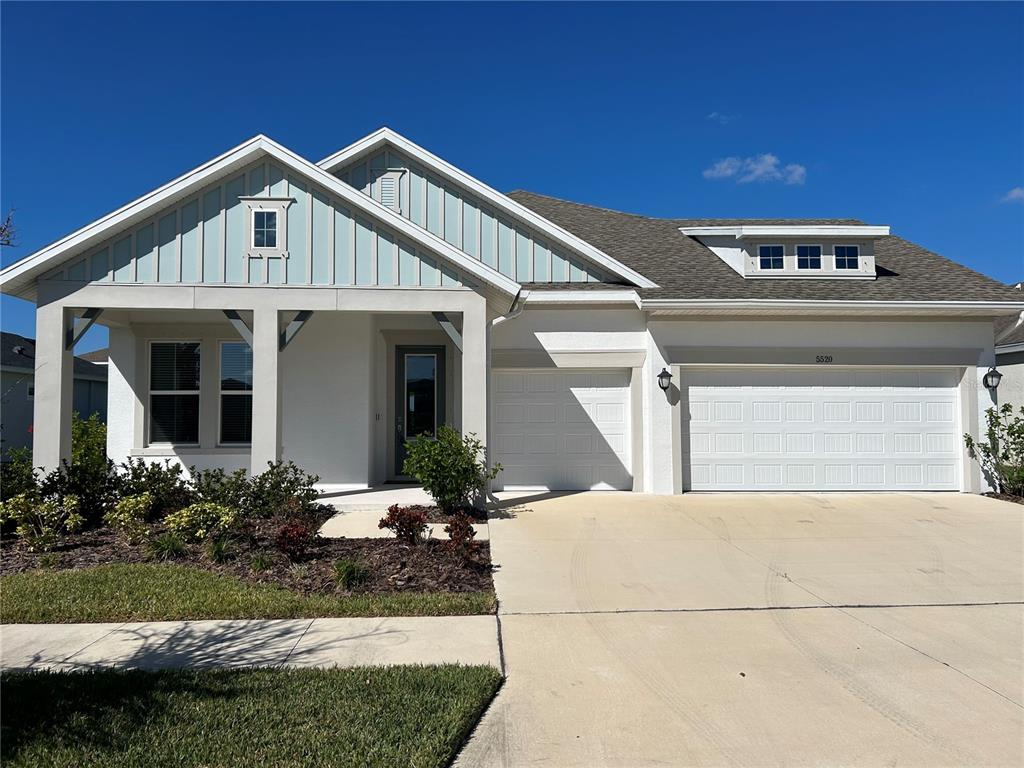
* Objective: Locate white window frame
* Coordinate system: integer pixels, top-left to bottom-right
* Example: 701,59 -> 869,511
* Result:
241,197 -> 293,260
218,340 -> 253,447
835,244 -> 860,270
147,340 -> 201,447
796,243 -> 823,270
757,244 -> 785,271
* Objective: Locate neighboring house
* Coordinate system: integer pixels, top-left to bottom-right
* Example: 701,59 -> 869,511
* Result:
0,331 -> 108,457
0,128 -> 1021,493
995,282 -> 1023,407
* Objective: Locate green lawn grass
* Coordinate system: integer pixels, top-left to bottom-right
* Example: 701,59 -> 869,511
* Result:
0,563 -> 496,623
2,665 -> 502,768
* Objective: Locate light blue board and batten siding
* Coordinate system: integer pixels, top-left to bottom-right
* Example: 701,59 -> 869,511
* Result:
42,160 -> 471,290
335,149 -> 607,284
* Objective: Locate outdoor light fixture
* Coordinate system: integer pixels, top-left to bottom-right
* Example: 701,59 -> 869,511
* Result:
983,367 -> 1003,390
657,368 -> 673,391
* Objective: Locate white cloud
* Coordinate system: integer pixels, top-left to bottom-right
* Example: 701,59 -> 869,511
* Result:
706,111 -> 738,125
702,153 -> 807,186
1001,186 -> 1024,204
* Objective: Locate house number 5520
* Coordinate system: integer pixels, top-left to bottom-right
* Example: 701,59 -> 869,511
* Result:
815,355 -> 834,364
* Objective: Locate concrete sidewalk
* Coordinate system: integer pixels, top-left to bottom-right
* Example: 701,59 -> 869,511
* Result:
1,615 -> 500,671
320,508 -> 490,540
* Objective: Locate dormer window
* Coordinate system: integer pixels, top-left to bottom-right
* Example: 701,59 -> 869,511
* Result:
835,245 -> 860,270
758,245 -> 784,270
797,245 -> 822,270
253,211 -> 277,249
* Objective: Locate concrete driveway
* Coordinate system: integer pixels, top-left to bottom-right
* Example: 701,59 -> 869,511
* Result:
458,493 -> 1023,767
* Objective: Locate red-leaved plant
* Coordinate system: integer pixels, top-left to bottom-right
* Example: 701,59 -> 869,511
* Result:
378,504 -> 428,544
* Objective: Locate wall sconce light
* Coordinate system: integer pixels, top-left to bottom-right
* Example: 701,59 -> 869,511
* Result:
657,368 -> 673,392
982,367 -> 1003,390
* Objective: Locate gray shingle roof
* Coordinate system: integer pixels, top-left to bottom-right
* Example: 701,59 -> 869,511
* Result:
508,191 -> 1022,303
1,332 -> 108,379
996,315 -> 1024,347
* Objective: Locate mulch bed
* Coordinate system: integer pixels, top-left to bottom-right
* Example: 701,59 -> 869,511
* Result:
983,493 -> 1024,505
0,519 -> 493,597
400,505 -> 489,524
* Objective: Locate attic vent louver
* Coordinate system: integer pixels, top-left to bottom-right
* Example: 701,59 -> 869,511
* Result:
378,170 -> 403,212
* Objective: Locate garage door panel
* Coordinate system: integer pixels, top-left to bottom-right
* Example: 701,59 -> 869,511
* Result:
683,367 -> 960,491
493,368 -> 632,491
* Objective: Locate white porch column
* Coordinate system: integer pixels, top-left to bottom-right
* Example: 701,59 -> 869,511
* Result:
461,301 -> 488,445
33,302 -> 74,471
250,308 -> 280,474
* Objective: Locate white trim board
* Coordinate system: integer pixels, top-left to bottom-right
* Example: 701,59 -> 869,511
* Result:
317,127 -> 658,290
1,135 -> 521,302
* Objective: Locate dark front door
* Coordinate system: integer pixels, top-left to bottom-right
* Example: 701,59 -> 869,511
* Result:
395,346 -> 446,476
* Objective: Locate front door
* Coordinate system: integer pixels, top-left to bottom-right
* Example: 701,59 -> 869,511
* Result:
394,346 -> 446,476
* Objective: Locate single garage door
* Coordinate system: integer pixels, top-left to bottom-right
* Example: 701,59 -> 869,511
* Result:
682,367 -> 961,491
492,368 -> 632,490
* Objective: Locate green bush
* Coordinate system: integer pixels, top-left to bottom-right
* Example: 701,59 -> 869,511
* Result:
165,502 -> 238,541
333,557 -> 370,590
146,532 -> 187,561
190,466 -> 250,509
0,493 -> 84,552
71,412 -> 107,478
249,551 -> 274,572
118,459 -> 193,518
1,447 -> 37,502
402,425 -> 500,513
204,535 -> 235,563
103,493 -> 152,544
965,403 -> 1024,496
247,461 -> 321,518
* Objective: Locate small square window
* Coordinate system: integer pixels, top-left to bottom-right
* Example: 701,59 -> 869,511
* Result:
26,382 -> 34,401
253,210 -> 277,249
758,245 -> 784,270
835,245 -> 860,270
797,245 -> 822,270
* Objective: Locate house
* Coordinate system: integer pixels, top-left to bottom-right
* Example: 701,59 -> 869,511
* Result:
1,128 -> 1021,493
0,331 -> 108,457
995,282 -> 1024,407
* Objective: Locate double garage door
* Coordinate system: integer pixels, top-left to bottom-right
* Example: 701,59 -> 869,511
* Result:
492,368 -> 632,490
683,367 -> 961,491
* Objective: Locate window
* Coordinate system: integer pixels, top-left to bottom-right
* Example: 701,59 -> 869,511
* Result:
253,210 -> 277,249
758,245 -> 784,270
149,342 -> 200,444
220,342 -> 253,445
26,382 -> 34,400
835,245 -> 860,270
797,245 -> 822,270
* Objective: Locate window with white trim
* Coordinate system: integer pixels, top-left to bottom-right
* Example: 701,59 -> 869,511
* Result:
796,244 -> 822,270
252,210 -> 277,249
220,342 -> 253,445
149,342 -> 200,444
835,245 -> 860,270
758,244 -> 784,270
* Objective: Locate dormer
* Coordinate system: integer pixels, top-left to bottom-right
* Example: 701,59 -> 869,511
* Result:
679,225 -> 890,280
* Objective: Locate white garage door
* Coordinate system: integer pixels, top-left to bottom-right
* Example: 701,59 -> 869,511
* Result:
683,367 -> 961,491
492,368 -> 632,490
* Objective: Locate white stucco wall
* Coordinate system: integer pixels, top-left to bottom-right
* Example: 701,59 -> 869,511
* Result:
996,350 -> 1024,408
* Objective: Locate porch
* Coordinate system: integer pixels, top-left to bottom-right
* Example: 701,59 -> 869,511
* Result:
32,284 -> 493,489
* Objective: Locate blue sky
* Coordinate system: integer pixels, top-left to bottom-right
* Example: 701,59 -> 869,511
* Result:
2,1 -> 1022,351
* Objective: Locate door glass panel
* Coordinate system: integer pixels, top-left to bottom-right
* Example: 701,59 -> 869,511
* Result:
405,354 -> 437,439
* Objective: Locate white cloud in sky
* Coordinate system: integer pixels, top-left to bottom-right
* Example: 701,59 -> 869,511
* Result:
1001,186 -> 1024,204
706,111 -> 738,125
702,153 -> 807,186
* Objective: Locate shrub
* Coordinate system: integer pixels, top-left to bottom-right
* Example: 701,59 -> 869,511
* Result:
247,461 -> 320,518
71,412 -> 107,478
249,551 -> 274,572
402,425 -> 500,513
191,466 -> 250,509
103,493 -> 152,544
204,535 -> 235,563
147,531 -> 187,561
1,447 -> 37,501
443,512 -> 478,555
0,493 -> 84,552
333,557 -> 370,590
378,504 -> 428,544
274,520 -> 316,560
965,403 -> 1024,496
118,459 -> 193,518
165,502 -> 238,541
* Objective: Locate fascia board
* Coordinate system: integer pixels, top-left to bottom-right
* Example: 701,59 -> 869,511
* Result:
318,128 -> 659,290
641,298 -> 1024,314
679,225 -> 891,238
